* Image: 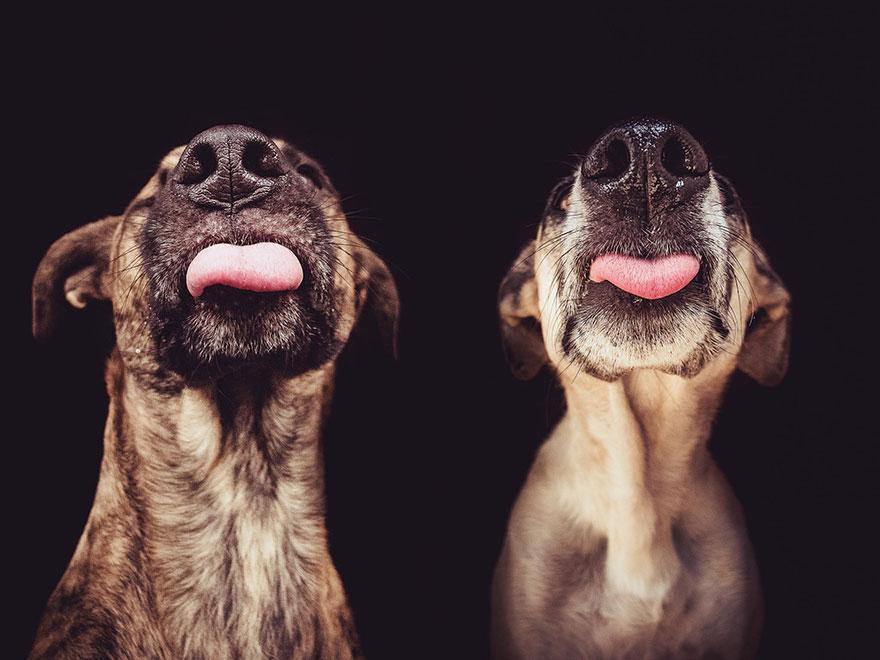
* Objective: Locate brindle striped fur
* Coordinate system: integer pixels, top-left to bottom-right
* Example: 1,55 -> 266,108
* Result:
30,132 -> 397,659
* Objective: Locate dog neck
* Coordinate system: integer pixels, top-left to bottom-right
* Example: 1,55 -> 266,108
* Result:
555,358 -> 735,616
93,352 -> 349,656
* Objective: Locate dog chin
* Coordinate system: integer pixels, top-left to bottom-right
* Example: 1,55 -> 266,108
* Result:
562,307 -> 724,381
155,297 -> 340,380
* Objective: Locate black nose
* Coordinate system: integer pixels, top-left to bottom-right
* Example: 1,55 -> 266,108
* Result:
174,125 -> 289,210
582,118 -> 709,185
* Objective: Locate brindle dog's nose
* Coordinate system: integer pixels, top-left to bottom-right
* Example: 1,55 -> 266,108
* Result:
581,119 -> 709,213
174,125 -> 289,211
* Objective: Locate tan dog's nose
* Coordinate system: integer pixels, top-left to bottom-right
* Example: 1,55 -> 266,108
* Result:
582,118 -> 709,183
173,124 -> 289,211
580,118 -> 710,227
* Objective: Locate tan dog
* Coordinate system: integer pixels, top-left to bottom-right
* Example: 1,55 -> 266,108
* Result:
30,125 -> 398,659
492,119 -> 790,659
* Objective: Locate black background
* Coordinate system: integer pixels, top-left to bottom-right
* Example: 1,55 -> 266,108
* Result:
10,6 -> 875,658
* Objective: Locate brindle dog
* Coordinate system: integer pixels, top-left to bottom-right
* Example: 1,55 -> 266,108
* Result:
492,119 -> 790,659
30,125 -> 398,659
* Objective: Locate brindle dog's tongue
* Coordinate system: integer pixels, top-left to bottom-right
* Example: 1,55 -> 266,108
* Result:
588,254 -> 700,300
186,243 -> 304,297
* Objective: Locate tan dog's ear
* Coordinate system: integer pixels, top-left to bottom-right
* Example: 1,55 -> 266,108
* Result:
499,241 -> 547,380
354,243 -> 400,358
32,216 -> 122,340
738,243 -> 792,386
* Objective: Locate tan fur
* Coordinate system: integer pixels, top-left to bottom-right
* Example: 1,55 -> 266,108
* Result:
492,179 -> 788,658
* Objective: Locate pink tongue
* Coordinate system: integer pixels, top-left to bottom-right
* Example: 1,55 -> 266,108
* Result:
186,243 -> 304,297
588,254 -> 700,300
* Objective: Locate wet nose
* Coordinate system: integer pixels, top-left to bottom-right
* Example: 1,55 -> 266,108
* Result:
174,125 -> 288,210
581,118 -> 709,184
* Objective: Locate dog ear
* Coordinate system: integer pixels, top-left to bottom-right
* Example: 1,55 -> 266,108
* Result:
32,216 -> 122,340
499,241 -> 547,380
738,242 -> 792,387
354,243 -> 400,358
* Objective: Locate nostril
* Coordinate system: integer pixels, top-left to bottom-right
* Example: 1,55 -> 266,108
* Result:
660,134 -> 709,177
242,140 -> 285,178
584,138 -> 631,181
178,143 -> 218,185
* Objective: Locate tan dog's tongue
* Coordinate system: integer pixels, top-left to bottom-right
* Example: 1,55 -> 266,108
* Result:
186,243 -> 304,297
588,254 -> 700,299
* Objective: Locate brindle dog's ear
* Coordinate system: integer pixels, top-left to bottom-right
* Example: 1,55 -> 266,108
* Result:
738,243 -> 792,387
354,243 -> 400,358
32,216 -> 121,340
499,241 -> 547,380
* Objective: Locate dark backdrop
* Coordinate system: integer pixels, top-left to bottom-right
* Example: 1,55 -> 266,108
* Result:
10,7 -> 874,658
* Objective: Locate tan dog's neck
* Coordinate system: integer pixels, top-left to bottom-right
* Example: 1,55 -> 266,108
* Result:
554,357 -> 735,617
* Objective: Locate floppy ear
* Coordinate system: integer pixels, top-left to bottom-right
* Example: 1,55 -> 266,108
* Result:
32,216 -> 122,340
499,241 -> 547,380
354,244 -> 400,358
738,242 -> 792,387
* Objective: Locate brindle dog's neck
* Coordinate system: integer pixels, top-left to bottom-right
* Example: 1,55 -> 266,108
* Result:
82,352 -> 355,657
556,358 -> 735,615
